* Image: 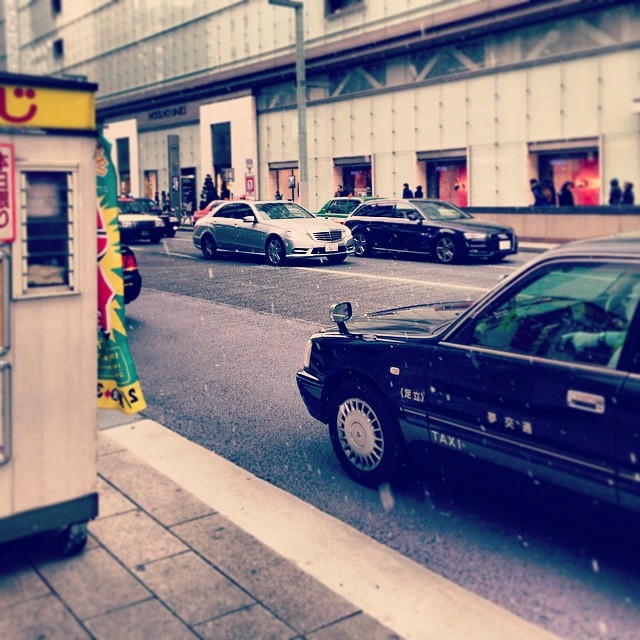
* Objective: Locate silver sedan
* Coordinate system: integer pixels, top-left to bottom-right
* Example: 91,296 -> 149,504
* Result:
193,200 -> 354,266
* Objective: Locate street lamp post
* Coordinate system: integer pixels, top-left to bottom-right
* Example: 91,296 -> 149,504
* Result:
269,0 -> 308,209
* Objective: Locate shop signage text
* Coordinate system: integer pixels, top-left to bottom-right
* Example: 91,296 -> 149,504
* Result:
0,144 -> 16,243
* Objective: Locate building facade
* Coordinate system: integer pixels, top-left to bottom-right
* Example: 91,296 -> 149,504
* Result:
2,0 -> 639,211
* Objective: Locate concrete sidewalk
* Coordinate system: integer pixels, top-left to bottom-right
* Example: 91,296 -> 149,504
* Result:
0,412 -> 559,640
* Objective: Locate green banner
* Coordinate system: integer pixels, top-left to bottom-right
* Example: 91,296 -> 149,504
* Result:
96,134 -> 147,413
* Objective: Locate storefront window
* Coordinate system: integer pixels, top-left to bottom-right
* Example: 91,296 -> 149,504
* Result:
341,166 -> 371,197
537,151 -> 599,205
426,160 -> 468,207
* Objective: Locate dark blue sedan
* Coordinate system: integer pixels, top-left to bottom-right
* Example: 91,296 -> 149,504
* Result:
344,198 -> 517,263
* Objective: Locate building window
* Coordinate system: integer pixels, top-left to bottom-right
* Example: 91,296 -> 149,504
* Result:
53,38 -> 64,58
326,0 -> 363,17
51,0 -> 62,14
116,137 -> 131,196
426,159 -> 468,207
18,170 -> 76,296
536,151 -> 600,206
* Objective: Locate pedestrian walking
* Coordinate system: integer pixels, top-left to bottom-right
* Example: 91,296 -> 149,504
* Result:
609,178 -> 622,205
414,185 -> 424,198
558,181 -> 575,206
622,181 -> 635,205
402,183 -> 413,198
161,190 -> 170,211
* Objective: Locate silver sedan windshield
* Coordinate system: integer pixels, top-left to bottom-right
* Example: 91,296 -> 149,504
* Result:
256,202 -> 314,220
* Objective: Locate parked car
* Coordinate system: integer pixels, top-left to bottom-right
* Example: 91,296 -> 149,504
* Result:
117,197 -> 165,244
315,196 -> 383,221
296,231 -> 640,520
193,200 -> 354,266
135,197 -> 180,238
344,198 -> 517,263
121,244 -> 141,304
193,200 -> 225,225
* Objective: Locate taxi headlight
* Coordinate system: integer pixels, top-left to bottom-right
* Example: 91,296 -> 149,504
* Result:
119,220 -> 133,228
303,340 -> 313,369
154,218 -> 165,228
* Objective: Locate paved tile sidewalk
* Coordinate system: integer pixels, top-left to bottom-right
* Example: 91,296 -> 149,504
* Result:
0,431 -> 399,640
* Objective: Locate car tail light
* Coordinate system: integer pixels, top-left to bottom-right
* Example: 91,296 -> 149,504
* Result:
121,248 -> 138,271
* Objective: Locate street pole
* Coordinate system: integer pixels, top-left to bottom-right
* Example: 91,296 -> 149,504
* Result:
269,0 -> 308,209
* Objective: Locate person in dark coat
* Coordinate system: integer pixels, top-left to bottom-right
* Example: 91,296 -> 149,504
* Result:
622,182 -> 635,205
541,178 -> 556,205
558,181 -> 575,206
609,178 -> 622,205
402,183 -> 413,198
414,185 -> 424,198
200,174 -> 217,208
530,179 -> 547,206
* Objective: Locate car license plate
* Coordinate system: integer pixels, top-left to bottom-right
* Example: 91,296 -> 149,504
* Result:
325,242 -> 339,252
499,239 -> 511,250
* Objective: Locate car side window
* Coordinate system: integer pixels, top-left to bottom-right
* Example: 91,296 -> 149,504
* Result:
214,204 -> 235,219
327,200 -> 343,214
235,204 -> 254,220
353,204 -> 375,217
396,205 -> 420,220
372,204 -> 395,218
344,200 -> 361,214
456,262 -> 640,369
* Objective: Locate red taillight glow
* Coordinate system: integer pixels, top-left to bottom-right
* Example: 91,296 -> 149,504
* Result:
121,249 -> 138,271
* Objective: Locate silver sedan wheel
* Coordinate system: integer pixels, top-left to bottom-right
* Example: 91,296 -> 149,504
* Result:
266,237 -> 285,266
336,397 -> 384,471
435,236 -> 457,264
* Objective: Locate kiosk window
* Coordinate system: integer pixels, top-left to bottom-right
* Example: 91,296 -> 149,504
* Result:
19,171 -> 74,294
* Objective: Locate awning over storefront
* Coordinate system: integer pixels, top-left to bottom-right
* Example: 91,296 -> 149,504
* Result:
269,160 -> 298,170
334,155 -> 371,167
417,148 -> 466,161
528,138 -> 599,154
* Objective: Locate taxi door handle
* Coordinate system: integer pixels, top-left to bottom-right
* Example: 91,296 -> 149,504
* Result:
566,390 -> 605,414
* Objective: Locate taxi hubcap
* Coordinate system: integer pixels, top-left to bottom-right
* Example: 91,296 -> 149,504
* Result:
337,397 -> 384,471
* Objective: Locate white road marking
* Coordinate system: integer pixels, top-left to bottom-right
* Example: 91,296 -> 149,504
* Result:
292,266 -> 490,292
104,420 -> 558,640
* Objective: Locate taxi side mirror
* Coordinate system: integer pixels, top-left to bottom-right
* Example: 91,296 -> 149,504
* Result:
330,301 -> 353,335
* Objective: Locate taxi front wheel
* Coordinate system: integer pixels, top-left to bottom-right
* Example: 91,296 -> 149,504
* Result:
328,382 -> 405,486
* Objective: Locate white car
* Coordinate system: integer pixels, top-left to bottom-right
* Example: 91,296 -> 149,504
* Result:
193,200 -> 354,266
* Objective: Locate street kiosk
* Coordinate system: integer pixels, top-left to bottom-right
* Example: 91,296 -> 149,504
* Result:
0,72 -> 99,554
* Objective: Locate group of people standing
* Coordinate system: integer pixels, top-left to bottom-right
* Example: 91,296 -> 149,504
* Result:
401,183 -> 424,198
608,178 -> 635,205
530,177 -> 635,206
530,178 -> 575,206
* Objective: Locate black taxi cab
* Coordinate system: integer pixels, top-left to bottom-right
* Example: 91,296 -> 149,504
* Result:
296,232 -> 640,518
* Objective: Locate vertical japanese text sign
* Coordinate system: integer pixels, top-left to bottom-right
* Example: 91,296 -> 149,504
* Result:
0,144 -> 16,243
